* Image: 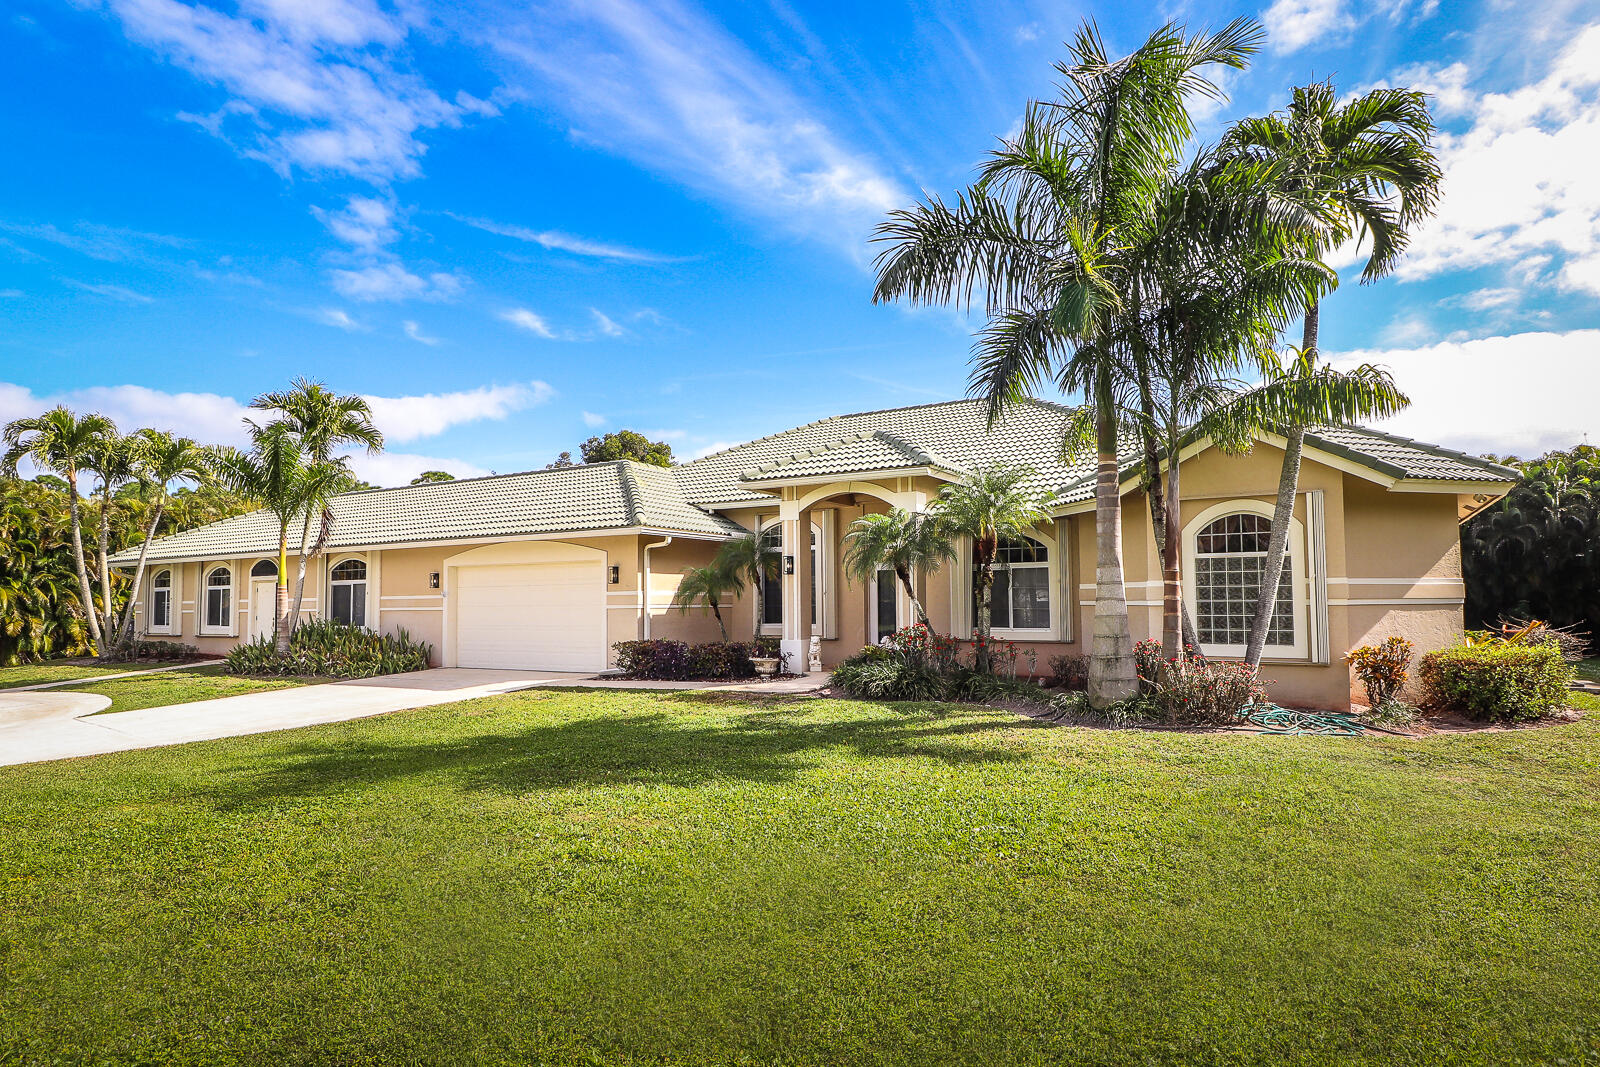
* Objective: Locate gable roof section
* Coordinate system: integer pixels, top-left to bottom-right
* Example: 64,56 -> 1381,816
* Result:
739,428 -> 965,484
1303,426 -> 1519,483
110,460 -> 743,565
678,398 -> 1089,505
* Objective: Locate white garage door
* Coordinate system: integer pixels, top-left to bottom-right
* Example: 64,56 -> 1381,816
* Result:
453,562 -> 605,671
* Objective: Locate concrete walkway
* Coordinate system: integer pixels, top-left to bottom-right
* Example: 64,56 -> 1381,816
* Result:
0,668 -> 573,768
7,660 -> 207,692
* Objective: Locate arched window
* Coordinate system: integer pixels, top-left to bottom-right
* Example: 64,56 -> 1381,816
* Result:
329,558 -> 367,627
978,536 -> 1050,631
251,559 -> 278,579
1193,513 -> 1293,648
149,569 -> 172,631
203,566 -> 232,631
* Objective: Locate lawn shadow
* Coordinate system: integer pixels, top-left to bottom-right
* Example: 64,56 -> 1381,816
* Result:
211,698 -> 1034,810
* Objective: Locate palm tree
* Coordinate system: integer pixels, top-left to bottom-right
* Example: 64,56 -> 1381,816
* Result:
249,379 -> 383,635
2,407 -> 116,650
715,523 -> 781,638
211,421 -> 309,651
670,561 -> 740,642
1218,349 -> 1410,667
86,429 -> 137,647
932,466 -> 1054,672
1222,82 -> 1442,364
872,18 -> 1261,705
112,431 -> 212,649
841,507 -> 953,629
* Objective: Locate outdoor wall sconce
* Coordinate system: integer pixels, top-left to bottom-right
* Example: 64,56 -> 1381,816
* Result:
428,572 -> 440,589
609,565 -> 621,585
784,554 -> 795,575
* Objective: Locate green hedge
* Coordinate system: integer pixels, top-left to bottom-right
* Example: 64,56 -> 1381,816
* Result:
224,619 -> 432,679
1419,643 -> 1574,722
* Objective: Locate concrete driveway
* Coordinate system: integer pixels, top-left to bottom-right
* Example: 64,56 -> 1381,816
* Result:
0,669 -> 576,768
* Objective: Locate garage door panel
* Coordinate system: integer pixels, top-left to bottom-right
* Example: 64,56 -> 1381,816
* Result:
453,562 -> 605,672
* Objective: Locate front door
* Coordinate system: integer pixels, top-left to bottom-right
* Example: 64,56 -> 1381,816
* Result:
251,580 -> 276,641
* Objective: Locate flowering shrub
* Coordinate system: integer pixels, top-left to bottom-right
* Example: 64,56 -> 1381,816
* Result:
969,630 -> 1023,677
1134,638 -> 1202,694
1140,657 -> 1266,726
1346,636 -> 1414,709
1048,653 -> 1088,690
1420,643 -> 1573,722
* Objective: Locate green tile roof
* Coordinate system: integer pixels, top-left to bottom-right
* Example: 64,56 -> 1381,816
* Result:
115,398 -> 1514,566
110,460 -> 743,565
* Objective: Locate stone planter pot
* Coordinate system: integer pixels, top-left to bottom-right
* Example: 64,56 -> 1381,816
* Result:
750,657 -> 780,679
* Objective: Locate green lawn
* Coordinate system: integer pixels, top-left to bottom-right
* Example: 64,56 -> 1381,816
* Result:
68,663 -> 317,715
2,690 -> 1599,1066
0,661 -> 175,689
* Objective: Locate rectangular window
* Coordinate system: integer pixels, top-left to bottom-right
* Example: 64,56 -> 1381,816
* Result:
1195,554 -> 1292,646
875,569 -> 896,643
151,589 -> 170,630
205,587 -> 229,630
331,583 -> 367,627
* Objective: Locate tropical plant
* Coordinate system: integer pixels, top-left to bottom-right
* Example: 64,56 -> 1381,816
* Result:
111,430 -> 212,650
249,379 -> 382,638
872,18 -> 1260,705
411,470 -> 455,484
1213,348 -> 1410,667
670,561 -> 741,642
841,507 -> 954,629
0,478 -> 90,665
85,428 -> 140,645
1346,636 -> 1414,710
714,523 -> 781,639
224,618 -> 430,679
2,407 -> 116,651
1419,642 -> 1573,723
211,422 -> 309,651
931,466 -> 1053,672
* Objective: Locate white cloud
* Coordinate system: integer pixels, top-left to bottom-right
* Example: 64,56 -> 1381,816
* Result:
364,381 -> 554,443
1328,329 -> 1600,458
1395,25 -> 1600,294
316,307 -> 364,330
1377,313 -> 1433,346
484,0 -> 901,249
0,220 -> 186,263
590,308 -> 624,337
311,194 -> 397,251
1453,287 -> 1520,312
581,410 -> 606,427
401,320 -> 439,345
330,262 -> 465,302
98,0 -> 472,182
343,450 -> 489,487
453,215 -> 677,263
63,279 -> 154,303
689,440 -> 736,459
499,307 -> 557,338
1262,0 -> 1348,52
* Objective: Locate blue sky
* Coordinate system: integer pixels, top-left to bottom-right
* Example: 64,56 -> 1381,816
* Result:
2,0 -> 1596,484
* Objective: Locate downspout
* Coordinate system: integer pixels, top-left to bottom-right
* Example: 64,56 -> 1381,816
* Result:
641,536 -> 673,639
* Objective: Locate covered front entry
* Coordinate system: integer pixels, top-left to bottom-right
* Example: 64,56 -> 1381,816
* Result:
444,541 -> 608,672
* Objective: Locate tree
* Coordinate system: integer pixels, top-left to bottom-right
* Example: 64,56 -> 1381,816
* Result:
411,470 -> 455,484
581,431 -> 674,467
714,525 -> 781,638
872,18 -> 1260,705
932,467 -> 1054,671
670,560 -> 741,642
86,429 -> 138,647
1217,349 -> 1409,667
249,379 -> 383,636
546,452 -> 575,469
2,407 -> 116,650
841,507 -> 953,629
211,422 -> 309,651
112,431 -> 211,649
0,478 -> 90,665
1222,82 -> 1441,382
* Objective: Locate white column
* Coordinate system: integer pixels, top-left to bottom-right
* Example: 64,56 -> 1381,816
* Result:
778,499 -> 813,673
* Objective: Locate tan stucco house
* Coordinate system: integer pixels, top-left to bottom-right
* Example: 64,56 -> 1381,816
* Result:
111,398 -> 1517,710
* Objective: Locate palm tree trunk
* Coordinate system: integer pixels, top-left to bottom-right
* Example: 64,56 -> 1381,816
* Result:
65,472 -> 102,650
287,510 -> 314,638
1160,448 -> 1183,664
1088,368 -> 1138,707
974,567 -> 993,673
896,564 -> 930,628
116,501 -> 166,646
95,486 -> 116,651
1243,305 -> 1320,670
711,602 -> 727,643
274,527 -> 290,653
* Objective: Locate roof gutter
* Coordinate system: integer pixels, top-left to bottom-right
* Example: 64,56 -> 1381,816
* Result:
641,535 -> 673,639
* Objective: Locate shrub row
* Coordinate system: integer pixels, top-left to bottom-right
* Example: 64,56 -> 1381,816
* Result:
612,638 -> 785,681
1420,643 -> 1573,723
829,646 -> 1067,709
224,618 -> 431,678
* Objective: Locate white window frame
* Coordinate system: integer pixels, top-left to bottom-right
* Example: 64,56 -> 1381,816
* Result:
757,520 -> 826,637
868,567 -> 903,644
328,556 -> 369,628
148,568 -> 174,635
1181,499 -> 1309,660
201,564 -> 234,636
974,532 -> 1056,639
